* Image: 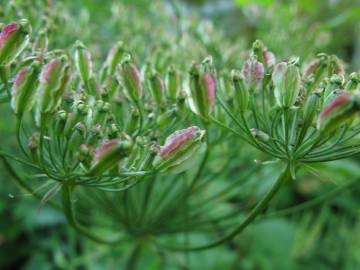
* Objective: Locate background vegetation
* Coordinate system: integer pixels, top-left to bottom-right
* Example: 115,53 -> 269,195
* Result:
0,0 -> 360,269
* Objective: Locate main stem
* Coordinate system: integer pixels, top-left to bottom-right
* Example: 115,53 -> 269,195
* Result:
125,242 -> 144,270
161,162 -> 292,251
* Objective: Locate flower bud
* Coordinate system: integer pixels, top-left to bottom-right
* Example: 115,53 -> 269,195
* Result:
251,40 -> 276,68
250,128 -> 270,142
74,40 -> 93,82
344,72 -> 360,91
105,41 -> 125,77
241,58 -> 264,91
317,94 -> 359,133
187,57 -> 216,118
89,139 -> 132,175
231,69 -> 248,112
153,126 -> 206,174
148,71 -> 164,106
119,54 -> 142,103
28,132 -> 40,163
303,92 -> 321,127
38,55 -> 69,113
272,59 -> 301,108
324,74 -> 343,98
0,20 -> 31,66
11,61 -> 40,115
166,65 -> 180,101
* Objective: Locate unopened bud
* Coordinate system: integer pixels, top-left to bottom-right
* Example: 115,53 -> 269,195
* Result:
38,55 -> 69,113
89,139 -> 132,175
317,94 -> 359,133
303,92 -> 321,127
344,72 -> 360,91
231,69 -> 249,112
148,71 -> 164,105
242,58 -> 264,91
105,41 -> 125,76
119,54 -> 142,103
187,57 -> 216,118
0,20 -> 31,66
11,61 -> 40,115
153,126 -> 206,174
166,65 -> 180,101
273,59 -> 301,108
74,40 -> 93,82
250,128 -> 270,142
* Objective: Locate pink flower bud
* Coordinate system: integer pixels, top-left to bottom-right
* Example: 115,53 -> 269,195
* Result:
0,23 -> 19,48
317,94 -> 358,133
0,20 -> 31,65
160,126 -> 198,157
153,126 -> 206,174
202,73 -> 215,105
90,139 -> 132,175
242,59 -> 264,90
119,55 -> 142,103
263,51 -> 276,67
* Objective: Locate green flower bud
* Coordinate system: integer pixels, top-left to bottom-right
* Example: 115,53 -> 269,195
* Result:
119,54 -> 142,103
89,139 -> 132,176
0,20 -> 31,66
148,70 -> 164,106
324,74 -> 343,98
250,128 -> 270,142
11,61 -> 40,115
153,126 -> 206,174
231,69 -> 249,112
105,41 -> 125,77
317,94 -> 359,133
272,59 -> 301,108
74,40 -> 93,82
166,65 -> 180,101
303,92 -> 321,127
344,72 -> 360,91
187,57 -> 216,118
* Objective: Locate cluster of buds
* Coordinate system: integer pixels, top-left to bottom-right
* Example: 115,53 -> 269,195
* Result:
214,40 -> 360,165
1,20 -> 212,192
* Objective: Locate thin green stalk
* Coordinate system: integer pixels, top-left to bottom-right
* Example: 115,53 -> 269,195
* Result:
158,163 -> 292,251
125,242 -> 144,270
60,183 -> 124,245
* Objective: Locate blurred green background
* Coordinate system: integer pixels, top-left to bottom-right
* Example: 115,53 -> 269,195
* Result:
1,0 -> 360,269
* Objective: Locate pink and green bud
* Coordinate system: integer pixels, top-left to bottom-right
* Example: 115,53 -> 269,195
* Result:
0,19 -> 31,66
89,139 -> 132,176
148,71 -> 165,106
11,61 -> 40,115
241,58 -> 264,91
38,55 -> 69,113
317,94 -> 359,133
74,40 -> 93,82
187,57 -> 216,118
272,59 -> 301,108
251,40 -> 276,68
166,65 -> 180,101
232,69 -> 249,112
153,126 -> 206,174
119,54 -> 142,103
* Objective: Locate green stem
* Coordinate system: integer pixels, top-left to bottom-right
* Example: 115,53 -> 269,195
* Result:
60,183 -> 124,245
159,163 -> 292,251
125,242 -> 144,270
